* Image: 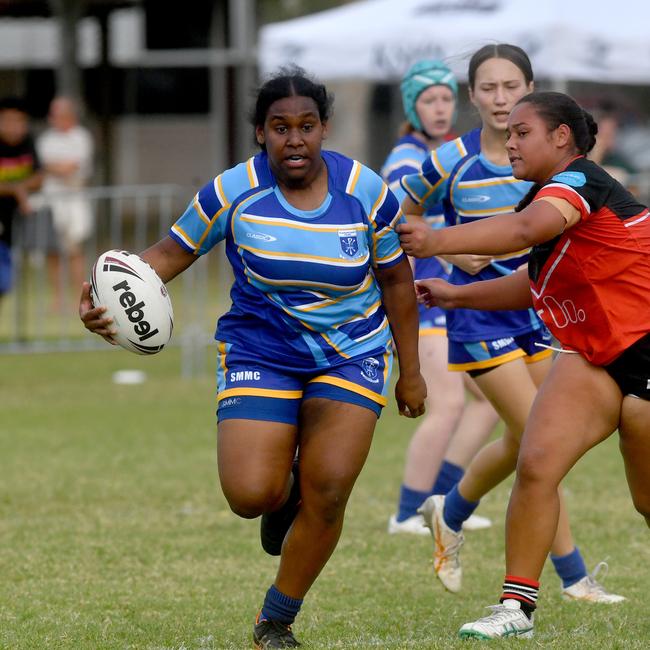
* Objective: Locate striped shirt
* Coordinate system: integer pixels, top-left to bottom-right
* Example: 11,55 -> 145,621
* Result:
401,128 -> 543,342
382,133 -> 449,282
170,150 -> 405,369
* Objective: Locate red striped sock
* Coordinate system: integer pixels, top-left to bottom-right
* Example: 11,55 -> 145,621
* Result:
501,575 -> 539,618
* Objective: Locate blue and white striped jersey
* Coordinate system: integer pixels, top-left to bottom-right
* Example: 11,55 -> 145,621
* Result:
401,128 -> 543,342
381,133 -> 448,282
170,150 -> 405,369
400,128 -> 482,211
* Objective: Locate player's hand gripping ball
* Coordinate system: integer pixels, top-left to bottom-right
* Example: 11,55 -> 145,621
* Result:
90,249 -> 173,355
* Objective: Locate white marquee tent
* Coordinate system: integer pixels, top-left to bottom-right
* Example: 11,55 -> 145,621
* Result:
258,0 -> 650,84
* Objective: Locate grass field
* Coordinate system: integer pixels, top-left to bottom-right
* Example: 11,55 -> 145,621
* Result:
2,347 -> 649,649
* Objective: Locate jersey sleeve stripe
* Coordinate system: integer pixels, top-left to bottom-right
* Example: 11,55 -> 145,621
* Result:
196,203 -> 230,250
536,183 -> 590,217
382,157 -> 424,176
214,174 -> 228,206
375,248 -> 404,265
624,211 -> 650,228
400,174 -> 428,204
170,224 -> 199,251
374,208 -> 403,238
392,142 -> 424,155
367,183 -> 388,225
453,138 -> 468,158
193,194 -> 211,225
429,149 -> 447,180
346,160 -> 362,194
449,155 -> 475,209
246,156 -> 259,188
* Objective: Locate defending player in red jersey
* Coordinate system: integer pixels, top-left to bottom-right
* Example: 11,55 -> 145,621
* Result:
398,90 -> 650,639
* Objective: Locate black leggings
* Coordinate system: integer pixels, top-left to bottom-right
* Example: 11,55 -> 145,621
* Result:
603,333 -> 650,401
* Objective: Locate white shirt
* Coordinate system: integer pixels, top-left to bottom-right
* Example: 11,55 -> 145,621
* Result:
36,125 -> 93,192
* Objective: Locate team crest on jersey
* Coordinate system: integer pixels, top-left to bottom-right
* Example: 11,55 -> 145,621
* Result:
360,357 -> 380,383
338,229 -> 359,257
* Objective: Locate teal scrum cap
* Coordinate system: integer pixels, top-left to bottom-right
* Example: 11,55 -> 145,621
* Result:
400,59 -> 458,132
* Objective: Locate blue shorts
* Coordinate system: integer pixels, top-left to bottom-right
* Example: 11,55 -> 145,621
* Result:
215,341 -> 393,424
419,303 -> 446,337
0,241 -> 12,295
448,328 -> 553,373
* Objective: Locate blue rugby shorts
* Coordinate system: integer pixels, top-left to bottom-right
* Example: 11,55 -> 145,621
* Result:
215,340 -> 393,424
447,327 -> 553,373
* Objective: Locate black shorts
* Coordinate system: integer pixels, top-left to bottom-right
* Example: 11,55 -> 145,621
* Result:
604,333 -> 650,401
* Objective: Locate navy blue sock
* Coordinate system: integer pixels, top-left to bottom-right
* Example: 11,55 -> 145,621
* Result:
443,484 -> 479,532
550,546 -> 587,588
431,460 -> 464,496
260,584 -> 303,625
396,484 -> 429,522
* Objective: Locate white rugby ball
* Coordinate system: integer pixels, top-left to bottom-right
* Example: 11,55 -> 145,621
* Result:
90,249 -> 174,355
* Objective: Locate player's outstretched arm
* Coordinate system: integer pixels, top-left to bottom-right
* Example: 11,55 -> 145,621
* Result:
416,268 -> 533,312
398,200 -> 566,258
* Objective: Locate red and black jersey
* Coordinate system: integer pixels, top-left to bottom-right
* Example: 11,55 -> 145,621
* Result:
528,156 -> 650,366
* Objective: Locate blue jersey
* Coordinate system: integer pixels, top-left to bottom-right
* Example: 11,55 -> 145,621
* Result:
170,150 -> 405,369
401,128 -> 542,342
400,128 -> 482,210
381,133 -> 448,282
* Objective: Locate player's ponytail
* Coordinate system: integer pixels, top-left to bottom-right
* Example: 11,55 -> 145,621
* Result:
580,110 -> 598,154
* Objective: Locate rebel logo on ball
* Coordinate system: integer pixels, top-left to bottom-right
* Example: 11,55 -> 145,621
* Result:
112,279 -> 160,342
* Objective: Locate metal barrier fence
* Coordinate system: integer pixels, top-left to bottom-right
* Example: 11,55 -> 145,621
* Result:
3,174 -> 650,373
0,184 -> 230,377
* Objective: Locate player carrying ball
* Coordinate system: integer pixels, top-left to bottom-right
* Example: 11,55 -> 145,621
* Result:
80,67 -> 425,648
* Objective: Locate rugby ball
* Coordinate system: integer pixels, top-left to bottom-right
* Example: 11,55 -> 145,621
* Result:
90,249 -> 173,355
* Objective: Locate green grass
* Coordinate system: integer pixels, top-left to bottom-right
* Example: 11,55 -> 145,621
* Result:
2,348 -> 649,649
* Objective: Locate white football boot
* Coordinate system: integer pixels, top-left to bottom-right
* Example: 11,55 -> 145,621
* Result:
418,494 -> 464,592
459,599 -> 534,639
387,513 -> 430,536
562,562 -> 626,603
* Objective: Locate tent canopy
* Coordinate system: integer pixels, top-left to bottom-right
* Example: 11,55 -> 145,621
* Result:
258,0 -> 650,84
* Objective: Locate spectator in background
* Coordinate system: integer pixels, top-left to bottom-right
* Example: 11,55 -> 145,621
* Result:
589,100 -> 638,191
0,96 -> 42,307
37,96 -> 94,311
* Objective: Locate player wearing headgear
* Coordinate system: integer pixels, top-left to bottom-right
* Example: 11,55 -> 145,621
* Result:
381,60 -> 497,537
399,44 -> 623,605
